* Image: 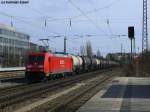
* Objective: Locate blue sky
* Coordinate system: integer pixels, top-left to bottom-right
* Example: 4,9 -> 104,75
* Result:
0,0 -> 149,56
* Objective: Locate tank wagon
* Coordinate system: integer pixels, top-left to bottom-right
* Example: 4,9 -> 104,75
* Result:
25,51 -> 118,82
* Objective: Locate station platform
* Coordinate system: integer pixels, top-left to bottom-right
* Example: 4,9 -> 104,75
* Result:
77,77 -> 150,112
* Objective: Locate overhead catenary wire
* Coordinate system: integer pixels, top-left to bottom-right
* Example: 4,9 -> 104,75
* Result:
68,0 -> 111,39
0,0 -> 133,55
11,0 -> 121,22
46,0 -> 121,22
27,6 -> 55,27
27,6 -> 53,19
63,0 -> 128,54
0,11 -> 61,36
67,0 -> 126,56
0,0 -> 138,27
0,0 -> 126,35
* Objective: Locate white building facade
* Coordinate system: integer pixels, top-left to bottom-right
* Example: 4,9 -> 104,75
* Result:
0,24 -> 30,67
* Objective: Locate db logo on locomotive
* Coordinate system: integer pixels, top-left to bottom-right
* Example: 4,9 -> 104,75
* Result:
60,60 -> 64,65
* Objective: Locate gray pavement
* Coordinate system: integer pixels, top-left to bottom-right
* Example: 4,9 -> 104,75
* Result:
77,77 -> 150,112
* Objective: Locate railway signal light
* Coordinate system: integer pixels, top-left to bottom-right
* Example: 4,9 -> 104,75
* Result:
128,26 -> 134,39
128,26 -> 135,63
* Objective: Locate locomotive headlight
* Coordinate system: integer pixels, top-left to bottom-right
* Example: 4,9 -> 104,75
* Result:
27,65 -> 32,68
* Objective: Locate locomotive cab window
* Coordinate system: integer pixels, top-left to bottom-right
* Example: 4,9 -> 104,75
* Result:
28,55 -> 45,61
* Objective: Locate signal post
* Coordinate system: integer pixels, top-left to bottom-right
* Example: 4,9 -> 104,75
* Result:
128,26 -> 135,62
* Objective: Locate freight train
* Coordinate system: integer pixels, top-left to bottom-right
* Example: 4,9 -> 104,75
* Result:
25,51 -> 118,82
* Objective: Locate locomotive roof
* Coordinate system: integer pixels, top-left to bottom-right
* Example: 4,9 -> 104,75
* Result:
27,52 -> 53,56
27,52 -> 73,58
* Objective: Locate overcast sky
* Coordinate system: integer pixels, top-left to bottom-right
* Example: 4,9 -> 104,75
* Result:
0,0 -> 149,56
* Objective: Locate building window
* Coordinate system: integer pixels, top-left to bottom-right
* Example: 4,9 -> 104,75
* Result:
0,37 -> 2,43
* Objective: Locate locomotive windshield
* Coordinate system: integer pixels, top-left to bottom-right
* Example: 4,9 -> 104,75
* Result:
28,55 -> 45,62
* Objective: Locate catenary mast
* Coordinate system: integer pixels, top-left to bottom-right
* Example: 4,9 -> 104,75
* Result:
142,0 -> 148,53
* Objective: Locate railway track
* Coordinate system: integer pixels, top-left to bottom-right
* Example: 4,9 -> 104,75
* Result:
0,70 -> 102,97
48,74 -> 113,112
47,69 -> 122,112
30,70 -> 121,112
0,69 -> 111,111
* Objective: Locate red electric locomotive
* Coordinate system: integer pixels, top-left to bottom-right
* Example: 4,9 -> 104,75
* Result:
25,52 -> 73,81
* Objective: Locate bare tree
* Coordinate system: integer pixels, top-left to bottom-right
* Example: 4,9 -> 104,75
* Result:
80,45 -> 86,56
97,49 -> 101,58
80,45 -> 84,56
86,40 -> 92,57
